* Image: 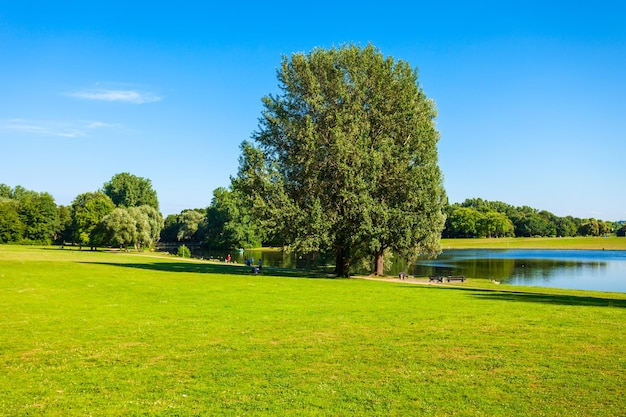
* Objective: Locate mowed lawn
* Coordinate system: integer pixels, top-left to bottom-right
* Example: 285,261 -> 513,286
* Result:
1,246 -> 625,416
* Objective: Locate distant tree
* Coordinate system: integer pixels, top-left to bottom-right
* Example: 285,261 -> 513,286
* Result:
513,213 -> 555,237
461,198 -> 514,216
0,200 -> 24,243
176,210 -> 205,242
579,220 -> 600,236
139,205 -> 164,246
446,207 -> 481,237
160,214 -> 180,242
0,185 -> 57,244
0,184 -> 12,199
617,224 -> 626,237
444,197 -> 619,238
9,185 -> 33,201
71,192 -> 115,249
205,187 -> 262,249
478,211 -> 514,238
102,172 -> 159,210
127,205 -> 163,250
238,44 -> 445,276
597,220 -> 611,236
100,208 -> 137,249
127,207 -> 151,251
18,192 -> 58,243
55,205 -> 74,244
555,216 -> 578,237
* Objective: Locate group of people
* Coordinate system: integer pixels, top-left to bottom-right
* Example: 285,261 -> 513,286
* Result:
244,257 -> 263,273
227,255 -> 263,274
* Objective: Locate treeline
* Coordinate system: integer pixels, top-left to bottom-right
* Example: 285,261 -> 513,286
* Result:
2,178 -> 624,249
160,187 -> 276,250
0,173 -> 162,249
443,198 -> 622,238
159,194 -> 626,252
0,184 -> 60,244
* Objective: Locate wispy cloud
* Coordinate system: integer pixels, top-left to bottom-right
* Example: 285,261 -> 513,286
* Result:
0,119 -> 118,138
66,89 -> 162,104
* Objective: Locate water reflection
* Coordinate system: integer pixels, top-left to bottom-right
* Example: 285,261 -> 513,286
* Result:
207,249 -> 335,272
412,250 -> 626,293
201,248 -> 626,293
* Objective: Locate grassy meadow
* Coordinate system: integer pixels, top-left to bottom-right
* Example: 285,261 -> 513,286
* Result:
1,245 -> 625,416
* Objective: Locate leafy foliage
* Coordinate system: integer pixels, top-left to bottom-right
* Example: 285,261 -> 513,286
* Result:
205,187 -> 263,249
444,198 -> 618,238
177,244 -> 191,258
100,205 -> 164,251
0,184 -> 58,244
71,192 -> 115,249
176,209 -> 205,242
100,207 -> 137,249
102,172 -> 159,210
237,44 -> 446,276
0,200 -> 24,243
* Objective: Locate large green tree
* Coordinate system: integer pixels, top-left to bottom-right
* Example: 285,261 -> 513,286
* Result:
18,192 -> 58,244
0,200 -> 24,243
238,44 -> 446,276
55,205 -> 73,244
176,210 -> 205,242
71,192 -> 115,249
128,205 -> 164,250
102,172 -> 159,210
100,208 -> 137,249
0,184 -> 57,243
205,187 -> 263,249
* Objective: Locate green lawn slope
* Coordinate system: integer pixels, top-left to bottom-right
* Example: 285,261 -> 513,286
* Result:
1,245 -> 625,416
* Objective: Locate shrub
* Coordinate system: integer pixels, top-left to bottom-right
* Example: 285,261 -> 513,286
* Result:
177,244 -> 191,258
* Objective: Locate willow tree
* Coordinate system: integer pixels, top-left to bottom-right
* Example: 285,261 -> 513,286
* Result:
240,44 -> 445,276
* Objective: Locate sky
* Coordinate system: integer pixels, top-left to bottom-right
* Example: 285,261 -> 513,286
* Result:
1,1 -> 625,220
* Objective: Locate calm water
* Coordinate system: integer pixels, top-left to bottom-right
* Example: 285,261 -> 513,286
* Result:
410,249 -> 626,293
206,248 -> 626,293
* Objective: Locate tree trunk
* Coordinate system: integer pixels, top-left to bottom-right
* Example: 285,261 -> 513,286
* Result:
374,251 -> 384,276
334,247 -> 351,277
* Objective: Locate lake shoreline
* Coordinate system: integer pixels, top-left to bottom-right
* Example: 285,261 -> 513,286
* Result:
441,236 -> 626,251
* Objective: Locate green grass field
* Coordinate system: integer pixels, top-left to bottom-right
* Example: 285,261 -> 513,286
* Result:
1,245 -> 625,416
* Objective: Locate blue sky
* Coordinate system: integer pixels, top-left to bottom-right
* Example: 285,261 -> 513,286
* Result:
1,1 -> 625,220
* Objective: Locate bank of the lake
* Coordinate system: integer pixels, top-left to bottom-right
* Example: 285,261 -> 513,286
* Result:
441,236 -> 626,250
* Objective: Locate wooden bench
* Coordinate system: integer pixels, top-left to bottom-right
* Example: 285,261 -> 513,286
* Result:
447,275 -> 466,282
429,275 -> 444,282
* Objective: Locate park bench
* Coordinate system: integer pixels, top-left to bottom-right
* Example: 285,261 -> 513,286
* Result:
447,275 -> 466,282
429,275 -> 444,282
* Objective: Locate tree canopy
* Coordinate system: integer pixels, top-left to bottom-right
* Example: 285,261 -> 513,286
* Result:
0,184 -> 58,244
236,44 -> 446,276
71,192 -> 115,249
102,172 -> 159,210
443,198 -> 617,238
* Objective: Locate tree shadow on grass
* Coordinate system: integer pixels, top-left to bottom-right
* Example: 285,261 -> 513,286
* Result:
80,260 -> 335,279
406,285 -> 626,308
468,290 -> 626,308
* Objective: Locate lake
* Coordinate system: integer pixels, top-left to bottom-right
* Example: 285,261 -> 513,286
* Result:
208,248 -> 626,293
410,249 -> 626,293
